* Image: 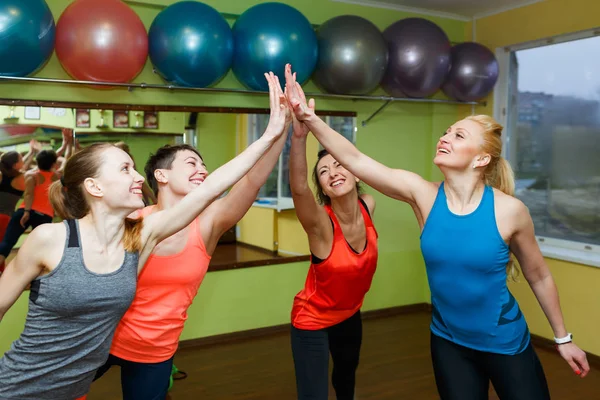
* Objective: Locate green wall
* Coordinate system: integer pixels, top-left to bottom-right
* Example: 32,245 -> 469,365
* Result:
0,0 -> 467,354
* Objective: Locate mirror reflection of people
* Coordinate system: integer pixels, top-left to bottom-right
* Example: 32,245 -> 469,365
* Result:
0,132 -> 71,274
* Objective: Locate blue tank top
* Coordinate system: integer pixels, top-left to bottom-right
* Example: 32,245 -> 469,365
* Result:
420,182 -> 530,355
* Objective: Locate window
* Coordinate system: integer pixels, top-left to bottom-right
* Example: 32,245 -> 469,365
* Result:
496,30 -> 600,266
247,114 -> 357,211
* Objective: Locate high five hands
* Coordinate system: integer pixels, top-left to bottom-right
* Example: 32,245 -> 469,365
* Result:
262,64 -> 316,139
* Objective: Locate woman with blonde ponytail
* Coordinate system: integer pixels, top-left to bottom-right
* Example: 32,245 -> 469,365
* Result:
285,65 -> 589,400
0,72 -> 289,400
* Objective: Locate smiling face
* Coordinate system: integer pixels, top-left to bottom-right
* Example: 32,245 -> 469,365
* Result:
313,152 -> 360,204
87,147 -> 146,211
155,149 -> 207,197
434,118 -> 491,171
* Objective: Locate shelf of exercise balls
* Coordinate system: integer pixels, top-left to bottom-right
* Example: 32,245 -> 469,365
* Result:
0,75 -> 483,126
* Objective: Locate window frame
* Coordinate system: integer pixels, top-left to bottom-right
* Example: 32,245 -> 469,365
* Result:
493,27 -> 600,268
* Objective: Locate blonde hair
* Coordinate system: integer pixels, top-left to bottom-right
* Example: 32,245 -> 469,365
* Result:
48,143 -> 143,252
465,115 -> 519,281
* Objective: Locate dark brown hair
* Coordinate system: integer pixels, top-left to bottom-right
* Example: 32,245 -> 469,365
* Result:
312,149 -> 362,205
0,151 -> 21,178
48,143 -> 143,252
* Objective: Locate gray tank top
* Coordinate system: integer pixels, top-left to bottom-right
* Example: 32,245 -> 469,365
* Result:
0,219 -> 138,399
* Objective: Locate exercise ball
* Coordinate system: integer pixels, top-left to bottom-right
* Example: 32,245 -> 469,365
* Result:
232,3 -> 318,91
381,18 -> 451,98
442,42 -> 499,102
148,1 -> 233,88
55,0 -> 148,83
0,0 -> 55,77
313,15 -> 387,95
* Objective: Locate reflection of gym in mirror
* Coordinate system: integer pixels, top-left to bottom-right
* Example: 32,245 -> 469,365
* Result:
0,103 -> 357,263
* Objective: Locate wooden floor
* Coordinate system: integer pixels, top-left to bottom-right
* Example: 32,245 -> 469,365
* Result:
88,312 -> 599,399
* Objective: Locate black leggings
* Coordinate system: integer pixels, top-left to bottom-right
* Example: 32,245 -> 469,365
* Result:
93,353 -> 174,400
291,311 -> 362,400
430,332 -> 551,400
0,209 -> 53,258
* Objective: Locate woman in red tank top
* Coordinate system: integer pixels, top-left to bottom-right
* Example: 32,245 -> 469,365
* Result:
288,84 -> 378,400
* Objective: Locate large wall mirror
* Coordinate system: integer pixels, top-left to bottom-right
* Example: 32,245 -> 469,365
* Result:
0,99 -> 357,270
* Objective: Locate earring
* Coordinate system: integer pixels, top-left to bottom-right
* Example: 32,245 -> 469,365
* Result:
472,164 -> 477,169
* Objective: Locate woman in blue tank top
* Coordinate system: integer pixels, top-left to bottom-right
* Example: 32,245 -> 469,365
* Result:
0,72 -> 290,400
284,65 -> 589,400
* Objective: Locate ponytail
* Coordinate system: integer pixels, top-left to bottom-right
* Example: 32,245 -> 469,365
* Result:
485,157 -> 515,196
467,115 -> 520,282
122,217 -> 143,253
49,180 -> 79,220
485,157 -> 519,281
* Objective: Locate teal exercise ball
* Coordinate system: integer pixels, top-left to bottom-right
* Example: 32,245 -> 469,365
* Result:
148,1 -> 233,87
232,2 -> 318,91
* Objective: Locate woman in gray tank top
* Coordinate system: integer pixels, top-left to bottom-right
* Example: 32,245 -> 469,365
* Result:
0,72 -> 289,400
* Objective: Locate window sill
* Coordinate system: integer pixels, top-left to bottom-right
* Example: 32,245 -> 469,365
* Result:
539,244 -> 600,268
252,197 -> 295,211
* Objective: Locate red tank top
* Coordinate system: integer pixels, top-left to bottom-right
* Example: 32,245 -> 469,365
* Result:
291,199 -> 378,330
19,170 -> 54,217
110,205 -> 211,363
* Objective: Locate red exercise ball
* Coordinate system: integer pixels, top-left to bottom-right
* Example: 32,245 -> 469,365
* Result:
55,0 -> 148,83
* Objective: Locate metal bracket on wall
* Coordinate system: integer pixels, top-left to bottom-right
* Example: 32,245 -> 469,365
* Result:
361,96 -> 484,127
362,100 -> 392,127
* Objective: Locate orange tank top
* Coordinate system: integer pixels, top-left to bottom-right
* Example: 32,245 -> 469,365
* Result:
19,170 -> 54,217
291,199 -> 379,330
110,205 -> 211,363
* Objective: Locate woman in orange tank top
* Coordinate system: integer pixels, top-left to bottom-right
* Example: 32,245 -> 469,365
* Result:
287,72 -> 378,400
90,72 -> 293,400
0,149 -> 61,269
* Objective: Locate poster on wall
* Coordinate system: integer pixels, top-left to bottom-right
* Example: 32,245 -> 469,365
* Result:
75,109 -> 90,128
24,106 -> 41,120
144,111 -> 158,129
113,111 -> 129,128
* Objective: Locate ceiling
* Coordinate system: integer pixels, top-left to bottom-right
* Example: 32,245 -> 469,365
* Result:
331,0 -> 545,20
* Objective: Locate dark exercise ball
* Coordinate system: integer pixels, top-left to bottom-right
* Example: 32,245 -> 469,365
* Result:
149,1 -> 233,88
0,0 -> 55,77
442,42 -> 499,102
232,2 -> 318,91
313,15 -> 388,95
381,17 -> 451,98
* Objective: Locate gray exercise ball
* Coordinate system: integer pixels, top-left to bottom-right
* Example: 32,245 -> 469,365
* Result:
313,15 -> 388,95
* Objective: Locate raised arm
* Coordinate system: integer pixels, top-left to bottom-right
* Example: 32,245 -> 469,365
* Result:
141,72 -> 288,250
22,140 -> 41,172
288,97 -> 333,258
200,124 -> 291,252
284,64 -> 430,205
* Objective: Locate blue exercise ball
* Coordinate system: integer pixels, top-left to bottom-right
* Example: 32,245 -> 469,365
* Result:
0,0 -> 55,77
232,2 -> 318,91
148,1 -> 233,88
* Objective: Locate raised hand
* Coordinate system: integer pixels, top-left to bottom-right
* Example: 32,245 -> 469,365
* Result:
263,72 -> 290,141
284,64 -> 316,124
557,342 -> 590,378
